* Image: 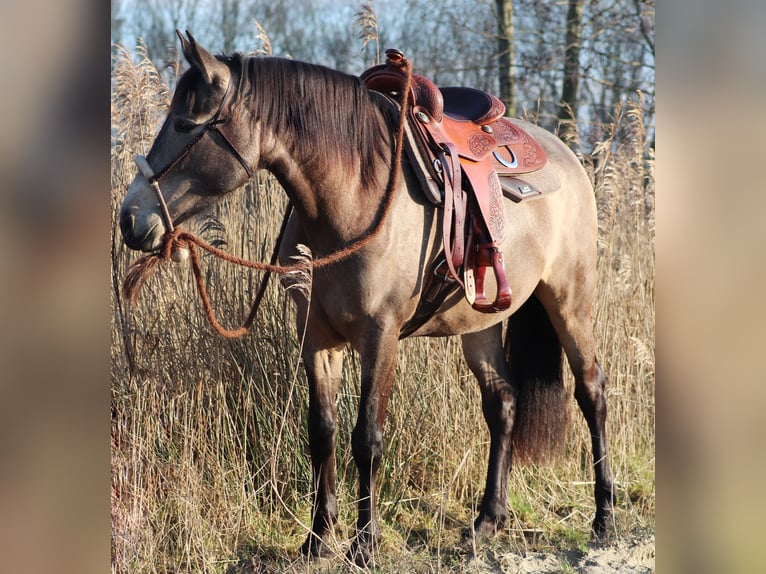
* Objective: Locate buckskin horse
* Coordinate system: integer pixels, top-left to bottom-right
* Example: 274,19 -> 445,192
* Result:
119,32 -> 616,565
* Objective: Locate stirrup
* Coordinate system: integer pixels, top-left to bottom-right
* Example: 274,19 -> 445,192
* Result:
471,245 -> 512,313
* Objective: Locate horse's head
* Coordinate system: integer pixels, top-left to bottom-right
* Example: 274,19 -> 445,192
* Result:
120,31 -> 257,252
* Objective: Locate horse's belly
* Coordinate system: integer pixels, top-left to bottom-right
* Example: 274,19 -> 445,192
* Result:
407,278 -> 538,338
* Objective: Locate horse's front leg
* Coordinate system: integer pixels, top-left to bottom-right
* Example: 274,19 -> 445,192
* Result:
299,343 -> 344,558
348,327 -> 399,566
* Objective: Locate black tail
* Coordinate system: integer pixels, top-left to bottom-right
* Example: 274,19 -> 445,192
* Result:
505,294 -> 570,464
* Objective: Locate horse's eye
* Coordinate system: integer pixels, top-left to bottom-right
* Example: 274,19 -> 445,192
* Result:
174,119 -> 198,133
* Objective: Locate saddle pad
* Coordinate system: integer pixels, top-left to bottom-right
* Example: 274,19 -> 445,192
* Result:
501,167 -> 561,203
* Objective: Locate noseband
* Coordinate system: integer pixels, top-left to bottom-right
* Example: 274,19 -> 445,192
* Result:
133,68 -> 253,231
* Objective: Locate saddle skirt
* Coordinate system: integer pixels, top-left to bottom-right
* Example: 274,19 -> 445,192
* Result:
362,49 -> 554,316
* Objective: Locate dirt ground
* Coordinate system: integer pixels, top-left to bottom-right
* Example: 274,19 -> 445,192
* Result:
467,535 -> 655,573
229,533 -> 655,573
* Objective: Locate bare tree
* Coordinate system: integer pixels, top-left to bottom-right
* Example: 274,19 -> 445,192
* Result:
496,0 -> 515,116
557,0 -> 584,143
112,0 -> 654,152
128,0 -> 202,64
220,0 -> 241,54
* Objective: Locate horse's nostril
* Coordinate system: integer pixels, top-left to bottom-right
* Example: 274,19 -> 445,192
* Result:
119,209 -> 165,251
120,211 -> 139,249
119,210 -> 137,245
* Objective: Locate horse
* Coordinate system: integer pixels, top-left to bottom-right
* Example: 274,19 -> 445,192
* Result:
119,31 -> 616,565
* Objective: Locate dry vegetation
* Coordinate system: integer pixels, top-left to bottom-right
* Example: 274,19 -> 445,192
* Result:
111,44 -> 654,574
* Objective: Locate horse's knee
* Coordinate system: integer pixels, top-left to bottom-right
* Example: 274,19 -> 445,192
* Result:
351,422 -> 384,470
308,409 -> 337,460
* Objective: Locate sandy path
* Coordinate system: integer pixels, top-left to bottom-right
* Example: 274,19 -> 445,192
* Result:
469,536 -> 655,573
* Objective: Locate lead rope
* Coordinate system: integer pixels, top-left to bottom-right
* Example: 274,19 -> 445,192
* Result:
123,60 -> 413,338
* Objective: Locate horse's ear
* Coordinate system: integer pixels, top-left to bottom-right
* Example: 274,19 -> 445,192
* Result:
176,29 -> 223,85
176,29 -> 192,60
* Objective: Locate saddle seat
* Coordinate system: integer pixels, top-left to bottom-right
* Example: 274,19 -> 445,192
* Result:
362,49 -> 549,316
441,86 -> 507,125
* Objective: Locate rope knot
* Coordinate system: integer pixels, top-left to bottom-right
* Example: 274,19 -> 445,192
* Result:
160,228 -> 191,263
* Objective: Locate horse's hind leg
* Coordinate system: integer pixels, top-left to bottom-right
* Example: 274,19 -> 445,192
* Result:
461,322 -> 516,537
536,282 -> 617,535
299,339 -> 345,557
576,358 -> 616,535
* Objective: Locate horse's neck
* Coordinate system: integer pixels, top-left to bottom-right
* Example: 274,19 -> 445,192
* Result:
251,66 -> 393,245
266,141 -> 388,248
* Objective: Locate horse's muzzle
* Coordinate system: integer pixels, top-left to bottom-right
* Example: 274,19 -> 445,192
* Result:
120,208 -> 165,252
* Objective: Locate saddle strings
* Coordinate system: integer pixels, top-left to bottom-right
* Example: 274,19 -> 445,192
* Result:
124,57 -> 413,338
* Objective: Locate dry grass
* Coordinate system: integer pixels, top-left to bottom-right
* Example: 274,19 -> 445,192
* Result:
355,4 -> 381,65
111,43 -> 654,574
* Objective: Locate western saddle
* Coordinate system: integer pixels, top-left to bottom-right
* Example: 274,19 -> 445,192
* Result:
361,49 -> 548,329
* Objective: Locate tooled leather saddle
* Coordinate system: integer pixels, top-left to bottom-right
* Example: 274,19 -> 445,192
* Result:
361,50 -> 550,330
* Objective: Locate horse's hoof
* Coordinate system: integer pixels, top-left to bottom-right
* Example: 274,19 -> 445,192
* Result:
591,510 -> 615,539
346,542 -> 373,567
300,533 -> 328,559
592,484 -> 618,537
346,529 -> 379,568
461,513 -> 505,545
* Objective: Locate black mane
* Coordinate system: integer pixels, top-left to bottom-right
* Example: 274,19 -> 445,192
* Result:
234,54 -> 396,189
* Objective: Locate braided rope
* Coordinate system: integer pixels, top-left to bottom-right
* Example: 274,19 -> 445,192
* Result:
123,60 -> 413,338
